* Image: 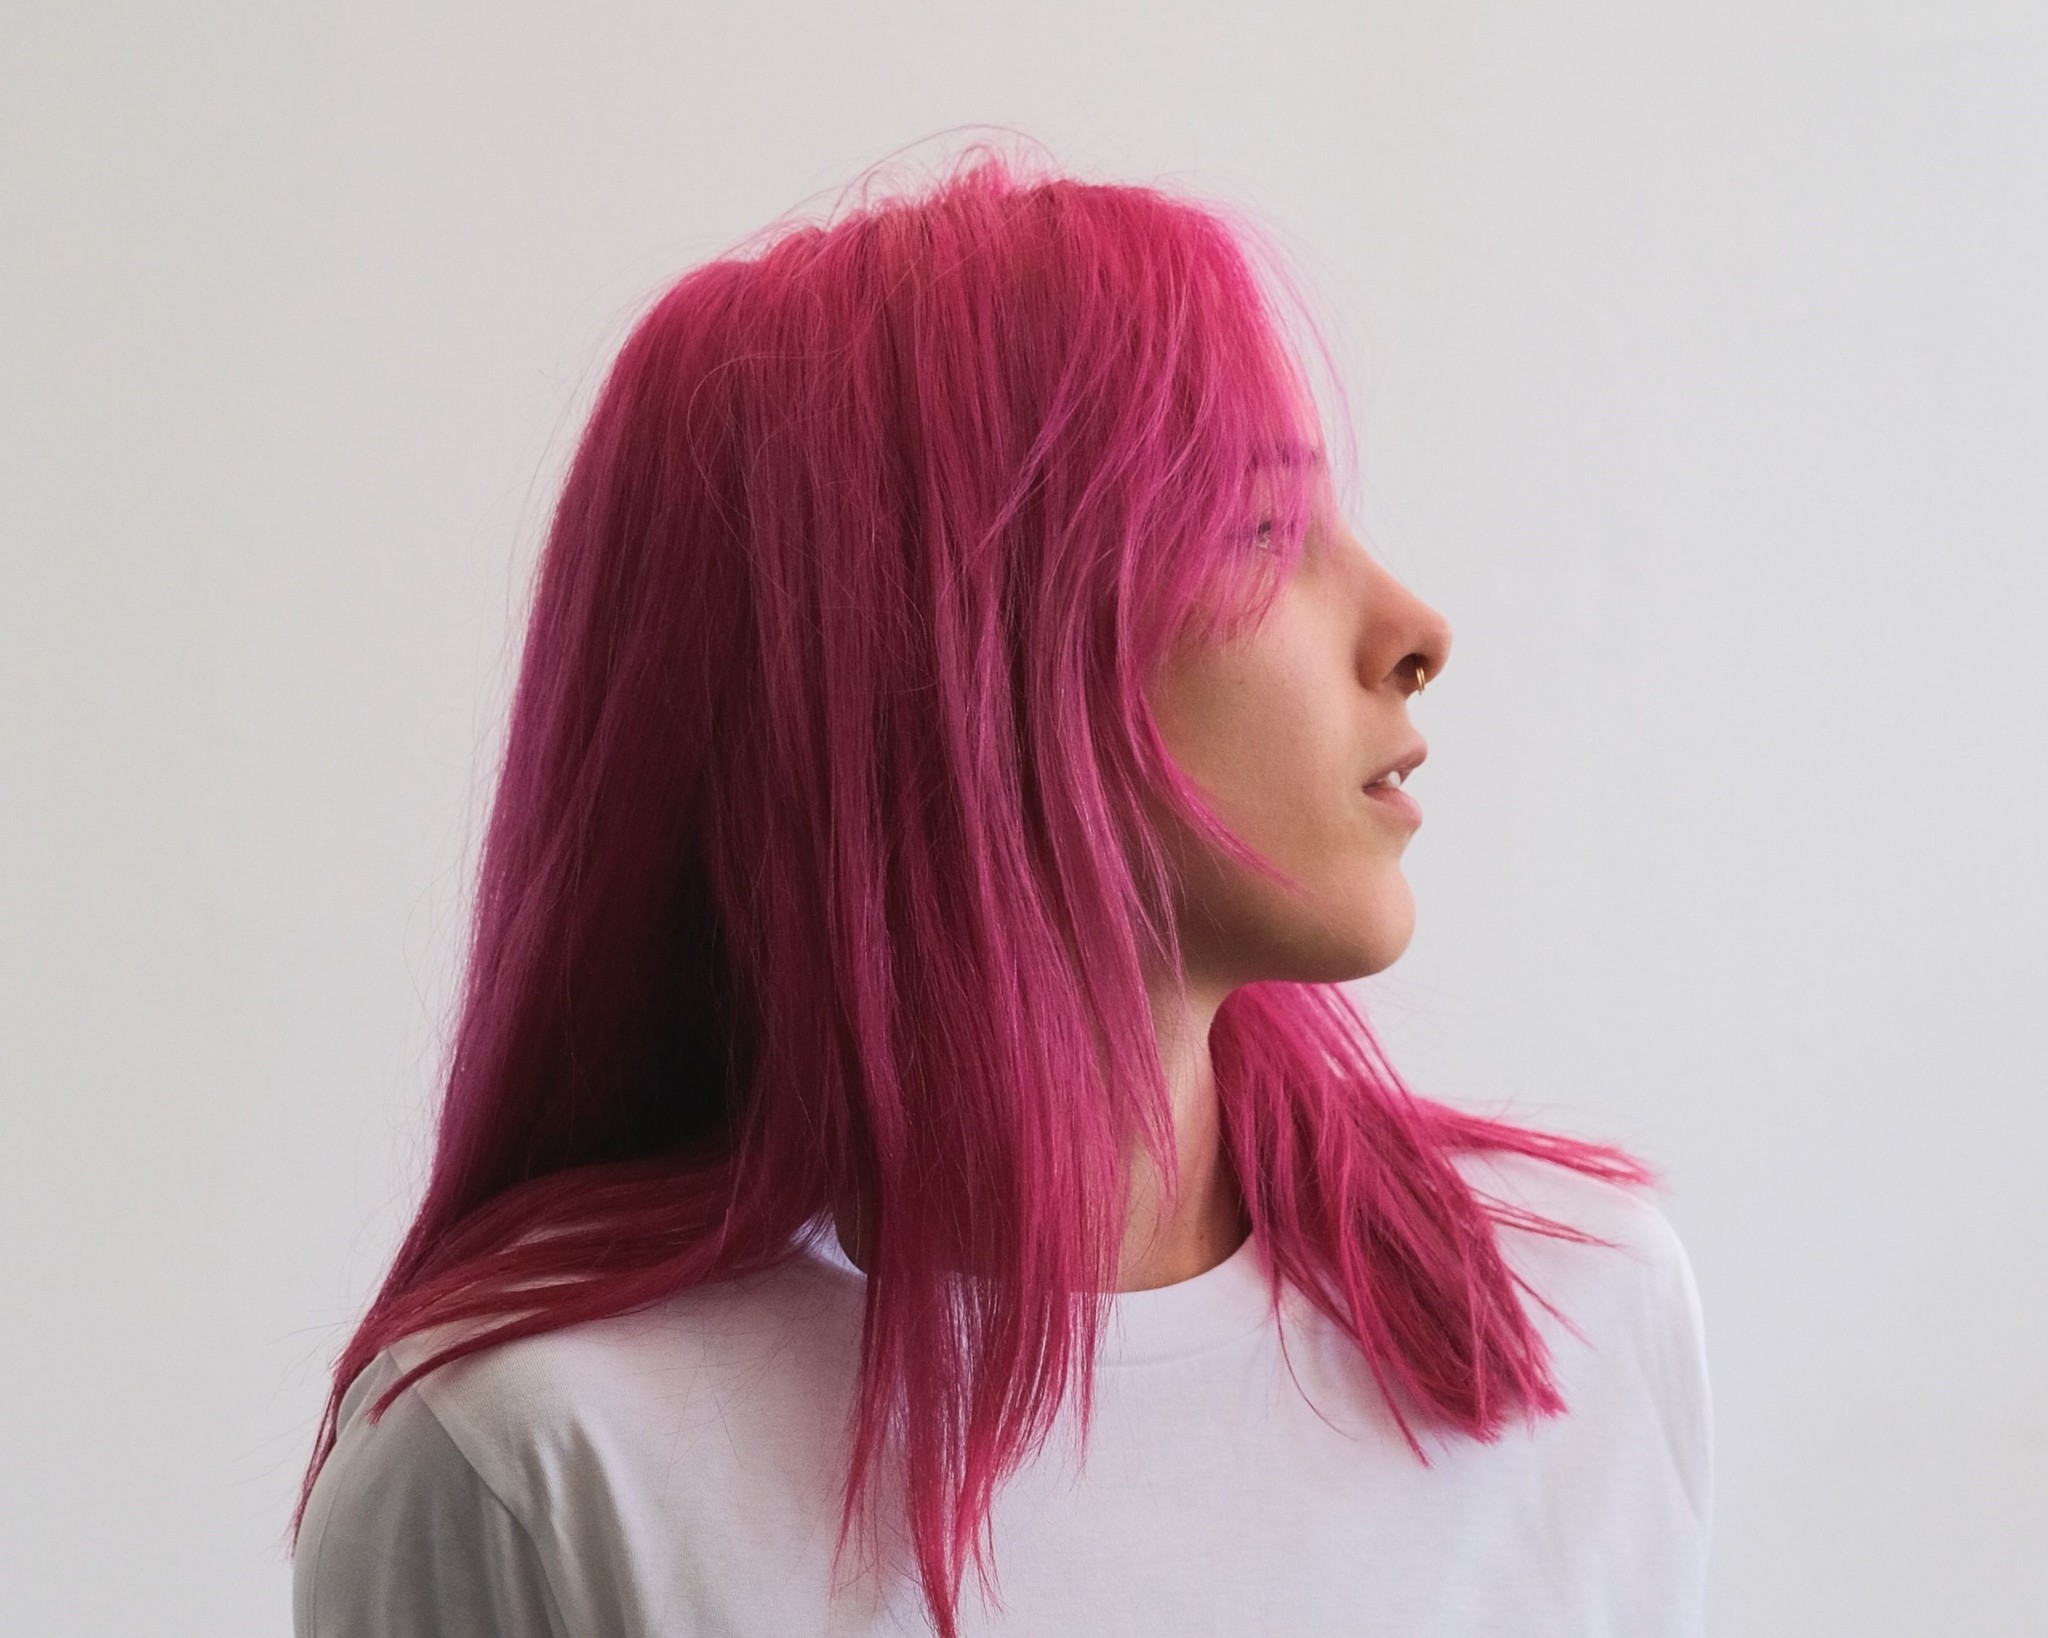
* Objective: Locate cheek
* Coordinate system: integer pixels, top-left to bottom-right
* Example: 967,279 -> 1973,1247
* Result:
1154,677 -> 1381,888
1158,670 -> 1342,838
1146,627 -> 1420,979
1193,703 -> 1418,973
1213,725 -> 1374,874
1265,803 -> 1419,978
1168,745 -> 1418,979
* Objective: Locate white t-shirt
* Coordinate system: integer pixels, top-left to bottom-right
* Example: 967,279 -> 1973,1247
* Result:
294,1150 -> 1712,1636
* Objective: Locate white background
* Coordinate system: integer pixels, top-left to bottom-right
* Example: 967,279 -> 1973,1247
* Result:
5,4 -> 2044,1634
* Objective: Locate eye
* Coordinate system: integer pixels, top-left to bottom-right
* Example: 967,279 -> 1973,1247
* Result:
1251,519 -> 1275,551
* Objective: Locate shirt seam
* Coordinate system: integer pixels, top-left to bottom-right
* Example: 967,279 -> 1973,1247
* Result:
788,1240 -> 1281,1367
403,1370 -> 578,1638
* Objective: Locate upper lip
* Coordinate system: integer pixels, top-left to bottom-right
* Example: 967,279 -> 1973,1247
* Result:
1365,741 -> 1428,787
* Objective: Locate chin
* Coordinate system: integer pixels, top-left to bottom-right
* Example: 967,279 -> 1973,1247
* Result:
1265,874 -> 1417,985
1179,856 -> 1418,992
1336,906 -> 1416,980
1365,883 -> 1419,972
1351,919 -> 1415,978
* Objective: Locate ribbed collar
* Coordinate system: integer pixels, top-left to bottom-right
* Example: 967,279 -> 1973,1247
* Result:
796,1219 -> 1275,1367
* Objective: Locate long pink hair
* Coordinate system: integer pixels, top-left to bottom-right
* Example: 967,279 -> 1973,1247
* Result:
299,154 -> 1648,1635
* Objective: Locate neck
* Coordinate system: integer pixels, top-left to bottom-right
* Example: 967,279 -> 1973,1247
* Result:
1115,977 -> 1247,1290
831,979 -> 1249,1293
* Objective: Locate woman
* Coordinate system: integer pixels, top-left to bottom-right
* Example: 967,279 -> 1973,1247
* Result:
293,156 -> 1711,1637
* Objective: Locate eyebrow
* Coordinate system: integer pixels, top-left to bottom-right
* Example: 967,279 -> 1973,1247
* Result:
1249,439 -> 1327,475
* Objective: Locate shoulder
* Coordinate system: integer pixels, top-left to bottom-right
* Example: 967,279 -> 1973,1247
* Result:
376,1250 -> 866,1569
1454,1145 -> 1714,1525
299,1249 -> 867,1636
295,1352 -> 566,1638
389,1248 -> 865,1470
1453,1145 -> 1698,1315
1452,1146 -> 1707,1373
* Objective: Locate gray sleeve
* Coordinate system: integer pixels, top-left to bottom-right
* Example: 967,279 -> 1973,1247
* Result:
294,1354 -> 568,1638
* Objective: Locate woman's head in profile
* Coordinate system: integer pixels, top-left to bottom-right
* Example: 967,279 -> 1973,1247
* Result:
305,152 -> 1635,1636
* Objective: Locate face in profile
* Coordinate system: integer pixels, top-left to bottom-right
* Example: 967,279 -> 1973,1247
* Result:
1144,505 -> 1453,1000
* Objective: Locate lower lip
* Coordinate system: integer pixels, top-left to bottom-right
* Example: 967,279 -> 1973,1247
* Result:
1362,783 -> 1422,826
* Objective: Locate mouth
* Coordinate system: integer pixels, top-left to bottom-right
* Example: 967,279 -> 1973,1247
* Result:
1362,741 -> 1427,825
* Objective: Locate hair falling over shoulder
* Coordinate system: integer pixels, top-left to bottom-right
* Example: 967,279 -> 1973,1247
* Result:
298,149 -> 1651,1638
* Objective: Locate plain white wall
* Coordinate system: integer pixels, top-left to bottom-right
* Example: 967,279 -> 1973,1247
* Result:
4,3 -> 2043,1633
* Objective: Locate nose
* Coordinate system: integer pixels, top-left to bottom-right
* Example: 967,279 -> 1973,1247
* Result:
1357,548 -> 1452,701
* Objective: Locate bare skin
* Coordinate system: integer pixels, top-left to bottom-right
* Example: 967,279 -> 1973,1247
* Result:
1118,509 -> 1451,1290
836,508 -> 1451,1291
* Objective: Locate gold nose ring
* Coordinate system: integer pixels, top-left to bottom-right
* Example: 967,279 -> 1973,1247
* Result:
1412,661 -> 1428,695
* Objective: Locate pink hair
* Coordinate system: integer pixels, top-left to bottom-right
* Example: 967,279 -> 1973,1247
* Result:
298,154 -> 1649,1635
